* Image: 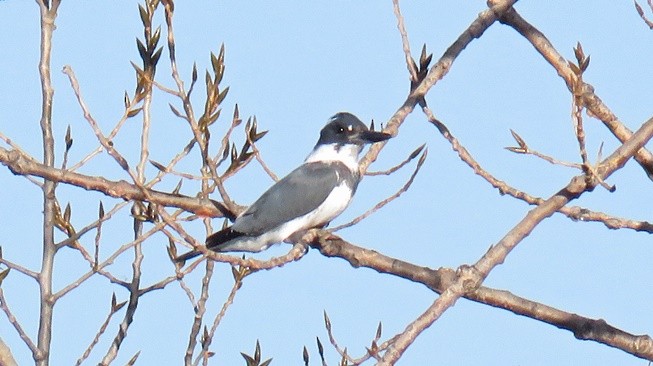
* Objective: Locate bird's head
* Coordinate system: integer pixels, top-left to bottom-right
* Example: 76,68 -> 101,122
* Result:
316,112 -> 392,148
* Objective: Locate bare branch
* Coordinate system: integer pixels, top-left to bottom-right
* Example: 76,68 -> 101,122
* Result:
635,1 -> 653,29
332,147 -> 427,231
0,147 -> 228,218
499,8 -> 653,180
0,289 -> 38,357
358,0 -> 519,174
35,1 -> 60,363
62,66 -> 133,175
366,144 -> 425,176
392,0 -> 419,82
309,231 -> 653,361
75,294 -> 124,366
377,114 -> 653,364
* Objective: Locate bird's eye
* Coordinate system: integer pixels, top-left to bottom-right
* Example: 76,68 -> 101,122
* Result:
337,127 -> 345,133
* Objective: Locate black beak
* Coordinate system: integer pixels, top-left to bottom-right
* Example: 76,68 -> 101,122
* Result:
358,130 -> 393,144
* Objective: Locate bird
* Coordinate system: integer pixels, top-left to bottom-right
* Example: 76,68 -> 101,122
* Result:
175,112 -> 392,262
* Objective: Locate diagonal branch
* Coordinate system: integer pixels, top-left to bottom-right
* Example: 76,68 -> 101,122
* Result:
499,7 -> 653,180
0,147 -> 227,218
358,0 -> 519,174
376,112 -> 653,364
309,228 -> 653,361
331,148 -> 427,231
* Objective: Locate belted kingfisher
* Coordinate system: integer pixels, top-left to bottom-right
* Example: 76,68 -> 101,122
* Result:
175,112 -> 392,262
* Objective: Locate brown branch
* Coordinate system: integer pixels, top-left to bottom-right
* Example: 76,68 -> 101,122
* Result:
0,147 -> 227,218
0,132 -> 43,187
331,148 -> 427,231
635,1 -> 653,29
0,288 -> 38,357
375,113 -> 653,363
202,271 -> 246,364
308,231 -> 653,361
392,0 -> 418,82
499,7 -> 653,180
35,0 -> 60,364
185,260 -> 214,365
366,144 -> 425,176
75,295 -> 123,366
427,106 -> 653,233
99,228 -> 145,365
358,0 -> 519,175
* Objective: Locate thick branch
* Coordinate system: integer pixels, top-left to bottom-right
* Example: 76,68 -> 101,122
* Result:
309,233 -> 653,361
0,147 -> 227,218
499,7 -> 653,180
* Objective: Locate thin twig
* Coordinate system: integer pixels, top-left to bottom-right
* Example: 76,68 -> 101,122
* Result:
247,133 -> 279,182
75,295 -> 121,366
0,288 -> 38,357
63,66 -> 135,177
331,148 -> 427,231
392,0 -> 418,82
635,1 -> 653,29
0,132 -> 43,187
366,144 -> 425,176
99,225 -> 145,365
185,260 -> 214,366
0,259 -> 39,280
378,113 -> 653,365
499,7 -> 653,180
203,274 -> 245,364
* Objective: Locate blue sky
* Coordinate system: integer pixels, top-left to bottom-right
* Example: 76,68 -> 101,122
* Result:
1,1 -> 653,365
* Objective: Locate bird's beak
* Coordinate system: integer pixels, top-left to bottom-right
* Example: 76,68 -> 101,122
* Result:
358,130 -> 393,144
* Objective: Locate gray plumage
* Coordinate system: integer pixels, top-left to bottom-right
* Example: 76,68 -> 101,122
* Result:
232,161 -> 359,235
175,112 -> 391,262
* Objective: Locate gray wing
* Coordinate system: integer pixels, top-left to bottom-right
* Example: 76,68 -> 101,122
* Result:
232,162 -> 341,235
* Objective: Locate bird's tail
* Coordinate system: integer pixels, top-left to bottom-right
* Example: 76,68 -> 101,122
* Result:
174,227 -> 245,263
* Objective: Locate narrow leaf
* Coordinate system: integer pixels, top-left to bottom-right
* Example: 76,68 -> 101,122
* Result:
172,179 -> 183,195
149,160 -> 167,172
127,107 -> 143,118
150,26 -> 161,50
509,129 -> 527,148
192,62 -> 198,83
138,5 -> 149,26
505,146 -> 527,154
0,268 -> 10,285
316,337 -> 324,359
323,311 -> 331,331
124,91 -> 131,109
63,203 -> 71,223
169,103 -> 184,119
136,38 -> 148,63
581,55 -> 591,72
151,47 -> 163,67
65,125 -> 73,151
